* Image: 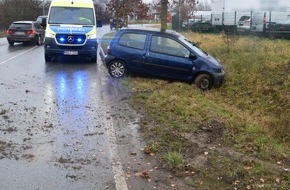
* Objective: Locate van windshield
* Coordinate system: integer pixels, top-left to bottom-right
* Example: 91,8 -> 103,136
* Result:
48,7 -> 94,25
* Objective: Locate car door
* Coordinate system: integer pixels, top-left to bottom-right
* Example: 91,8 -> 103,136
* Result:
143,35 -> 194,81
34,22 -> 45,41
115,32 -> 147,72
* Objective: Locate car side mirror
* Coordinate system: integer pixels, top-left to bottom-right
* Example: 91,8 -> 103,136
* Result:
189,53 -> 197,60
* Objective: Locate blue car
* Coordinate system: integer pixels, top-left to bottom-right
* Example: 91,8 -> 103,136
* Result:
104,28 -> 225,90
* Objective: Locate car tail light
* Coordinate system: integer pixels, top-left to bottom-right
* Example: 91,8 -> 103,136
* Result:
26,30 -> 36,35
244,19 -> 251,24
107,45 -> 111,55
6,29 -> 13,35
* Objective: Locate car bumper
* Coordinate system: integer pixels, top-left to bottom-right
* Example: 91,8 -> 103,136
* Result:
104,55 -> 114,66
44,38 -> 98,57
7,35 -> 36,42
212,72 -> 225,86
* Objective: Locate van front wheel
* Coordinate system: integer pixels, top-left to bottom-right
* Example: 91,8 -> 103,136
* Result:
194,74 -> 213,90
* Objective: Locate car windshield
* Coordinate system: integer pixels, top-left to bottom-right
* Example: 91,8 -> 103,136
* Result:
11,23 -> 32,29
48,7 -> 94,25
178,35 -> 209,57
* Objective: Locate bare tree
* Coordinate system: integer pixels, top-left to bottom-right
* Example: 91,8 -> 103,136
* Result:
106,0 -> 149,28
0,0 -> 43,28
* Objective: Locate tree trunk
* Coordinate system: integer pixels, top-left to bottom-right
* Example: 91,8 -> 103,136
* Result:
160,0 -> 167,31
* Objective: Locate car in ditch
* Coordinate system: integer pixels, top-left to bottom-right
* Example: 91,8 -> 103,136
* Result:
104,28 -> 225,90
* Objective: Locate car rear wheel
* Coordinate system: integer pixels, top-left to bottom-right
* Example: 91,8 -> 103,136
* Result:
36,36 -> 42,45
194,74 -> 213,90
108,60 -> 127,78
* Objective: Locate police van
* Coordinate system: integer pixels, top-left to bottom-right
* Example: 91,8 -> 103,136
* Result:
44,0 -> 98,62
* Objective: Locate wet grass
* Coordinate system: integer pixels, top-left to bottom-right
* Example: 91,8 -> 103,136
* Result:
100,31 -> 290,189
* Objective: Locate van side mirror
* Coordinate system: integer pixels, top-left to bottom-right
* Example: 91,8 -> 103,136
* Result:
97,20 -> 102,27
41,18 -> 47,29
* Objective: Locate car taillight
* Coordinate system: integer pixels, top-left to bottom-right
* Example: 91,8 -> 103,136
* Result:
107,45 -> 111,55
6,29 -> 13,35
26,30 -> 36,35
244,19 -> 251,24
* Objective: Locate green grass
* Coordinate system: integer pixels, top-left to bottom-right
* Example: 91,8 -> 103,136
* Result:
100,31 -> 290,189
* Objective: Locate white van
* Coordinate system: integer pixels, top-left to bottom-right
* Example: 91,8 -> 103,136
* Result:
44,0 -> 98,62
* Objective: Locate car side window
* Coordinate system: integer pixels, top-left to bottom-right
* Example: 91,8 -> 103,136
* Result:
118,33 -> 146,50
150,36 -> 190,58
34,23 -> 42,29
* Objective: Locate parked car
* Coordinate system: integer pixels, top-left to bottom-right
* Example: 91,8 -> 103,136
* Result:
110,18 -> 123,30
267,16 -> 290,38
6,21 -> 45,46
237,15 -> 251,33
104,28 -> 225,90
36,15 -> 48,29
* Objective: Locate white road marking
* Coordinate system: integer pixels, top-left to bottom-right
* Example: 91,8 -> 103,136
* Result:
0,46 -> 37,65
105,116 -> 129,190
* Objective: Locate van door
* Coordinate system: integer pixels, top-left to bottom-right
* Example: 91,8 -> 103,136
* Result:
144,35 -> 194,81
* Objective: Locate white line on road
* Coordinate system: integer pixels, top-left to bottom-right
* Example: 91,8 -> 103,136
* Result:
0,46 -> 38,65
105,116 -> 129,190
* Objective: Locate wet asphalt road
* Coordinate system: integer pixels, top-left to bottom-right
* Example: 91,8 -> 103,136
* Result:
0,25 -> 187,190
0,26 -> 133,190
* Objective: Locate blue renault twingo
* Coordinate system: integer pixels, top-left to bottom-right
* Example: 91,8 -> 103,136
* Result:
104,28 -> 225,90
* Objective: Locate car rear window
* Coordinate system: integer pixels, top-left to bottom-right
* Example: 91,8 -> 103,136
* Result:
10,23 -> 32,29
239,16 -> 250,21
118,33 -> 146,50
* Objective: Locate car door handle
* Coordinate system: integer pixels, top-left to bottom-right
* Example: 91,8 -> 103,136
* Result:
142,53 -> 147,59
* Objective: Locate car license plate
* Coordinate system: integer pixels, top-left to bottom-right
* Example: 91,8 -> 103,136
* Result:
64,51 -> 78,55
14,32 -> 25,35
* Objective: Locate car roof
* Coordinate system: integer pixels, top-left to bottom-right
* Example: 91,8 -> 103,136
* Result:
117,27 -> 182,38
12,21 -> 37,24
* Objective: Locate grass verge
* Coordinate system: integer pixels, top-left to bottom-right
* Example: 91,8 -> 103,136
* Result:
100,31 -> 290,189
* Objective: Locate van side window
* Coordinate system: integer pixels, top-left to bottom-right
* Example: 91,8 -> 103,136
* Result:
118,33 -> 146,50
150,36 -> 190,58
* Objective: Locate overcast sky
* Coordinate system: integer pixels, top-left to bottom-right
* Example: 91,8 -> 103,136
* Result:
200,0 -> 290,11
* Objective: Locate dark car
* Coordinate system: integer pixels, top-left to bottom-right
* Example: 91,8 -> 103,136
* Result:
6,21 -> 45,45
267,16 -> 290,38
110,18 -> 123,30
104,28 -> 225,90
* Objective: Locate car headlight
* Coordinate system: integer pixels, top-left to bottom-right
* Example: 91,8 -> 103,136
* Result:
45,32 -> 55,38
88,34 -> 97,39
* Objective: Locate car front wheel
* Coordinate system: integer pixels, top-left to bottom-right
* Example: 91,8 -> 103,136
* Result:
194,74 -> 213,90
108,60 -> 127,78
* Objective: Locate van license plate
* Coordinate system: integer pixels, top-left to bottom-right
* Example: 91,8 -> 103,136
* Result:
64,51 -> 78,55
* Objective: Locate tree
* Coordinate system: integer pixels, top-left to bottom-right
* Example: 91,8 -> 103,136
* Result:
0,0 -> 44,28
106,0 -> 149,28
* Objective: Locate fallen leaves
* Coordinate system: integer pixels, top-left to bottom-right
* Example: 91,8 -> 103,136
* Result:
135,170 -> 150,178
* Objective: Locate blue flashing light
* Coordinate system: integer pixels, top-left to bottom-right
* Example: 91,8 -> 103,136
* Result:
77,38 -> 82,42
60,37 -> 65,42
